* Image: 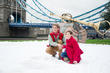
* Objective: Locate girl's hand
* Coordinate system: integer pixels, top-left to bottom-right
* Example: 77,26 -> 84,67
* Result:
73,61 -> 77,64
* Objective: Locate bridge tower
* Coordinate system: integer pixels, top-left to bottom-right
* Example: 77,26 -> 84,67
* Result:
0,0 -> 26,37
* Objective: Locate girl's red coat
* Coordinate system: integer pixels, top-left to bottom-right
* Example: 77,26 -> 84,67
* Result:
63,36 -> 83,63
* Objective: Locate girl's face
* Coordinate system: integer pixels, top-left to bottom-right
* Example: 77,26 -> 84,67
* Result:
65,32 -> 72,39
52,26 -> 59,33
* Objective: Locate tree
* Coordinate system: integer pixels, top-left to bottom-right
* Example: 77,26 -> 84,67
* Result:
101,1 -> 110,21
99,1 -> 110,31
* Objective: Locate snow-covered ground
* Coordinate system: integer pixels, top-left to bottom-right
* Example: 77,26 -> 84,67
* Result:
0,41 -> 110,73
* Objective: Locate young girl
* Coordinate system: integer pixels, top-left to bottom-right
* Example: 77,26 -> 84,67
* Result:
61,31 -> 83,64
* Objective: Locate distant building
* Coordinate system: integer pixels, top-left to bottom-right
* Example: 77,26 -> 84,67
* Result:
84,26 -> 97,39
83,26 -> 110,39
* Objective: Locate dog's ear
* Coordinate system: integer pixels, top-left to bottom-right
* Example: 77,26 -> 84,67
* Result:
58,40 -> 63,44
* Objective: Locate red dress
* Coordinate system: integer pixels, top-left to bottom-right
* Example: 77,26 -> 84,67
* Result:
63,36 -> 83,63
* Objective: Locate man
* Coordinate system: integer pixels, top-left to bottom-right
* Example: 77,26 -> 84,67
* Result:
46,24 -> 66,59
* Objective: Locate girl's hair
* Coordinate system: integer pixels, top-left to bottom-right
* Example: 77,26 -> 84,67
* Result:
66,31 -> 73,35
52,24 -> 60,28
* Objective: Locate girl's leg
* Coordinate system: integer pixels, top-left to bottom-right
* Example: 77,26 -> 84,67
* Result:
61,51 -> 69,61
61,51 -> 68,58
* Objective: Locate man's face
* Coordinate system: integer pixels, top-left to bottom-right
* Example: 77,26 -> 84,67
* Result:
52,26 -> 59,33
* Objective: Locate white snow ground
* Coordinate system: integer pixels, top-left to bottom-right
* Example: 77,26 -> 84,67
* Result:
0,41 -> 110,73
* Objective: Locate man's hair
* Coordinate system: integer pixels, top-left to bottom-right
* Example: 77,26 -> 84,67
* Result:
66,30 -> 73,35
52,24 -> 60,28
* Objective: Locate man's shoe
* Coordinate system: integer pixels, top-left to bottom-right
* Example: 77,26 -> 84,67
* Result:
52,54 -> 56,57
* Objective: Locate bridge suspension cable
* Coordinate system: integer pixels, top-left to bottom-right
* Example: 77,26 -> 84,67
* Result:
32,0 -> 60,21
34,0 -> 55,14
21,0 -> 60,21
16,0 -> 109,23
16,0 -> 59,22
32,0 -> 109,23
72,2 -> 108,19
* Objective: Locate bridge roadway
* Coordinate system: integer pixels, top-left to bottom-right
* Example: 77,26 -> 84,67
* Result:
9,23 -> 52,28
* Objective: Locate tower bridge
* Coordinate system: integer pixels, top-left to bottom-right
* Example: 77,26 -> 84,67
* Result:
0,0 -> 109,40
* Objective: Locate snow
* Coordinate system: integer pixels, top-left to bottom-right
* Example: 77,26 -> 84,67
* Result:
0,41 -> 110,73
